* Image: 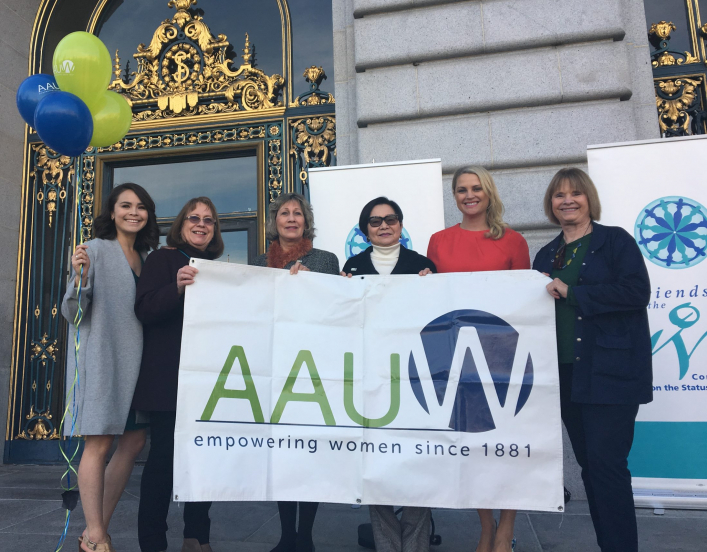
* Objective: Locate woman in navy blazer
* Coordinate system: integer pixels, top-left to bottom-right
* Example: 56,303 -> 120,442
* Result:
533,168 -> 652,552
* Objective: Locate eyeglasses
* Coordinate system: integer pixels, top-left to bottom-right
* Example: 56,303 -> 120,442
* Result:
368,214 -> 399,227
185,215 -> 215,226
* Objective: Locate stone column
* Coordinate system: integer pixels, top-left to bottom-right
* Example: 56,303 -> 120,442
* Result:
0,0 -> 42,463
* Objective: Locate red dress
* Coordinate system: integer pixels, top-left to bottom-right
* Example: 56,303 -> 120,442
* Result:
427,224 -> 530,273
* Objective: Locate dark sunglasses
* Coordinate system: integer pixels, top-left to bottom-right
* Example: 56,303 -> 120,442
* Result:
368,214 -> 399,227
186,215 -> 215,227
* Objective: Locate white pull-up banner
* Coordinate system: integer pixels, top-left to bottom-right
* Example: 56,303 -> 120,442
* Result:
173,260 -> 564,512
588,135 -> 707,508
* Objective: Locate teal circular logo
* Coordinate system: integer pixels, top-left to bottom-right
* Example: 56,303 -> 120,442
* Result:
345,225 -> 412,259
635,196 -> 707,269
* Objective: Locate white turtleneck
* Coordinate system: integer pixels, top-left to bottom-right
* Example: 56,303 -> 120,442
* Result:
370,243 -> 401,275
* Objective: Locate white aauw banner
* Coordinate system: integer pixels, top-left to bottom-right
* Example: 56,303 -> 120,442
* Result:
173,260 -> 564,511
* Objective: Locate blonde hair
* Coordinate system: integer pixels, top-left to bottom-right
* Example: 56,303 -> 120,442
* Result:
543,168 -> 602,226
451,165 -> 507,240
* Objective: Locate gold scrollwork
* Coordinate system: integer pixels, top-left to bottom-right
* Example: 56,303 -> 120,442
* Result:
110,1 -> 285,121
30,145 -> 74,228
649,20 -> 700,67
293,117 -> 336,166
295,67 -> 335,106
98,125 -> 267,155
19,406 -> 57,440
80,155 -> 96,241
268,138 -> 283,201
650,20 -> 676,41
656,77 -> 702,134
289,115 -> 336,191
18,409 -> 59,440
30,333 -> 58,367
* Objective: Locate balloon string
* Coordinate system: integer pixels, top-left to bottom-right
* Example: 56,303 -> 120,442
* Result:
55,168 -> 84,552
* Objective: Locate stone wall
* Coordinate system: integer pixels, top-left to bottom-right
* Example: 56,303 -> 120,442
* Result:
333,0 -> 658,499
0,0 -> 42,462
334,0 -> 658,251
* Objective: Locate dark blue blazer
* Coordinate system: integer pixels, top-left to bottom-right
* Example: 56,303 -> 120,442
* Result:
533,223 -> 653,405
342,245 -> 436,276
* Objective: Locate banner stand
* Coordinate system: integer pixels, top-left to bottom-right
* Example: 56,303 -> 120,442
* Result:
588,135 -> 707,511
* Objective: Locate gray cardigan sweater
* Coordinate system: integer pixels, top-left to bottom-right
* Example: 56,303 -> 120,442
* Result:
61,238 -> 146,435
251,247 -> 340,274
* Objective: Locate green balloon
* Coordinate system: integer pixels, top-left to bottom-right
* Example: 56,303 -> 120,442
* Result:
53,32 -> 112,107
89,91 -> 132,148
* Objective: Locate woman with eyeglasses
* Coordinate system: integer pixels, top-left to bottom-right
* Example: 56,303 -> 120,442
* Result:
62,183 -> 159,552
251,192 -> 339,552
132,197 -> 224,552
342,196 -> 436,552
427,166 -> 529,552
533,168 -> 651,552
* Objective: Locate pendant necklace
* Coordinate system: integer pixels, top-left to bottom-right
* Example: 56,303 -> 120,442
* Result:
554,221 -> 592,271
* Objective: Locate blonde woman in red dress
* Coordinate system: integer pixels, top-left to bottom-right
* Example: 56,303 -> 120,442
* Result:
427,165 -> 529,552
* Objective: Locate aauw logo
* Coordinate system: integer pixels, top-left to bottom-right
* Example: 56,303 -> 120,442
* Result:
38,83 -> 60,95
409,310 -> 534,433
53,60 -> 75,74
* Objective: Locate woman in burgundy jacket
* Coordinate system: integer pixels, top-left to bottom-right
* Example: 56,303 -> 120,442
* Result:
132,197 -> 224,552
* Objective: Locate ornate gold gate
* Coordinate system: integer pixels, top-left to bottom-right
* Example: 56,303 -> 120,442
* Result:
7,0 -> 336,463
645,0 -> 707,136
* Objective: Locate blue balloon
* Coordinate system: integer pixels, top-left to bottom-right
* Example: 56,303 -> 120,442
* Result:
34,92 -> 93,157
16,74 -> 60,127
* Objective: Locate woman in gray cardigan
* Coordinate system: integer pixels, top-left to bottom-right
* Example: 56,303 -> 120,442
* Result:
62,183 -> 159,552
251,192 -> 339,275
251,192 -> 339,552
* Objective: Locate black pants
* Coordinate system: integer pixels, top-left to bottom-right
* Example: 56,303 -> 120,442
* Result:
559,364 -> 639,552
138,411 -> 212,552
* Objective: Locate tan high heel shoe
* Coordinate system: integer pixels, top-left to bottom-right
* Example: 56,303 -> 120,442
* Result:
78,533 -> 115,552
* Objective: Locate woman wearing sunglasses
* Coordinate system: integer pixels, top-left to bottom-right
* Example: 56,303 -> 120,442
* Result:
342,196 -> 435,278
533,168 -> 651,552
342,196 -> 435,552
427,166 -> 529,552
132,197 -> 224,552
